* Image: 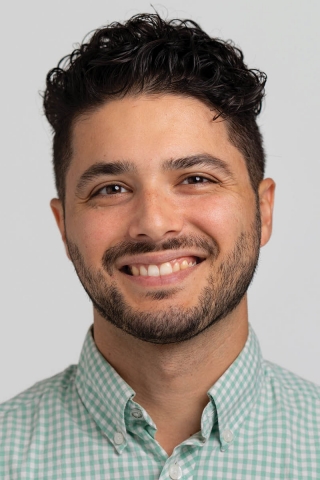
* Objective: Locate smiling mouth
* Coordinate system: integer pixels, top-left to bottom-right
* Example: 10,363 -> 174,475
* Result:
120,256 -> 203,277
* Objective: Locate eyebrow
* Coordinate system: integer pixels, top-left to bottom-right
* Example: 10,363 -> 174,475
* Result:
76,161 -> 136,194
162,154 -> 234,177
76,153 -> 233,194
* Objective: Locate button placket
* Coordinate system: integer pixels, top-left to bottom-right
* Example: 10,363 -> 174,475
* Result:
169,463 -> 182,479
131,408 -> 143,419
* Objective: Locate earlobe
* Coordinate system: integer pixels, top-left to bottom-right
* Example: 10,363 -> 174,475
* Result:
258,178 -> 276,247
50,198 -> 71,260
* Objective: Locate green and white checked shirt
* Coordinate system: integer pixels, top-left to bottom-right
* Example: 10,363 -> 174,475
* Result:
1,325 -> 320,479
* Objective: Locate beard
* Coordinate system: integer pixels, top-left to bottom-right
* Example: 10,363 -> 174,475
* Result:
66,207 -> 261,345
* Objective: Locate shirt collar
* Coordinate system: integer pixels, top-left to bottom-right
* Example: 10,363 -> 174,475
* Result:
207,325 -> 264,450
76,324 -> 264,452
75,327 -> 135,453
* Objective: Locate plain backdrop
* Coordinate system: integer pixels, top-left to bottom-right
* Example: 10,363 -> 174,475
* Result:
1,0 -> 319,403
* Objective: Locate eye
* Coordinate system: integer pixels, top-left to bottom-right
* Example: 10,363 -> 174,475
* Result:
94,184 -> 130,196
181,175 -> 211,184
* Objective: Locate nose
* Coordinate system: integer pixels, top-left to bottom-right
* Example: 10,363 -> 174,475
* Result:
127,189 -> 184,242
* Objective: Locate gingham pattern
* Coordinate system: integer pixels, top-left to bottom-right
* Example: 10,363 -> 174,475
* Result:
1,326 -> 320,479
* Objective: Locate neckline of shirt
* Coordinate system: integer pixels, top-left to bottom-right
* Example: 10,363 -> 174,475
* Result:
75,324 -> 264,453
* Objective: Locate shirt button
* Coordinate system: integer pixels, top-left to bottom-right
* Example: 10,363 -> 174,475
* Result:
222,428 -> 234,443
114,432 -> 125,445
131,408 -> 143,419
169,463 -> 182,479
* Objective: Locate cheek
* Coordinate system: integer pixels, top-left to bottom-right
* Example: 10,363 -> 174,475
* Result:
66,210 -> 126,261
186,195 -> 249,244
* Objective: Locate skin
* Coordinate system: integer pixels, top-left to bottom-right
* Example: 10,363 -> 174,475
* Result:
51,94 -> 275,455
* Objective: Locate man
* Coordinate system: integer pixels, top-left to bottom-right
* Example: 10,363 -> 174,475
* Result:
0,12 -> 319,479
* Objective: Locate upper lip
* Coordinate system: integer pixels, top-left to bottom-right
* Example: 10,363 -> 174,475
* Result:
116,250 -> 207,269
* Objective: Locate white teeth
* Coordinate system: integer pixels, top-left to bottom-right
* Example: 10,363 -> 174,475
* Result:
173,262 -> 180,272
180,260 -> 189,270
140,266 -> 148,276
129,259 -> 198,277
159,262 -> 173,275
131,266 -> 139,276
148,265 -> 160,276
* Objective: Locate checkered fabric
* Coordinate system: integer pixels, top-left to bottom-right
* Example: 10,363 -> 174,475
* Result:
1,325 -> 320,479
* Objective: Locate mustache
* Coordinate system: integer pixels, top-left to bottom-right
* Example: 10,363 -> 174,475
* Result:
102,235 -> 219,275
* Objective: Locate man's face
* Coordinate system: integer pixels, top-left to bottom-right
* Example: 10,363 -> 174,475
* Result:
51,94 -> 274,344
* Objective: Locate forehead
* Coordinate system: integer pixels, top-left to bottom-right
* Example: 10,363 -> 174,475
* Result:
69,94 -> 248,181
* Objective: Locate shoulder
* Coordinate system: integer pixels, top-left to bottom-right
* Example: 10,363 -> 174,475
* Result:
263,359 -> 320,417
0,366 -> 78,477
0,365 -> 77,420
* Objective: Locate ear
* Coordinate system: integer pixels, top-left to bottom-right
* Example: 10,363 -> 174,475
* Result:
258,178 -> 276,247
50,198 -> 71,260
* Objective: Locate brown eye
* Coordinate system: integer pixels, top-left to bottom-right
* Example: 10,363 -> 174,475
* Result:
182,176 -> 210,184
95,184 -> 129,195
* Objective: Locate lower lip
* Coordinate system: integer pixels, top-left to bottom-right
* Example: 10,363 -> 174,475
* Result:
119,263 -> 200,287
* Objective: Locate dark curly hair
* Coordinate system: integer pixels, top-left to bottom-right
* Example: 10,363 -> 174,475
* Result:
43,13 -> 267,200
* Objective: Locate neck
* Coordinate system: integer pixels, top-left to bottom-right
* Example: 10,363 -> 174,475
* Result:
93,298 -> 248,455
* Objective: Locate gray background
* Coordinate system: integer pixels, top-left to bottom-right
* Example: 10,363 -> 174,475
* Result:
1,0 -> 319,403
